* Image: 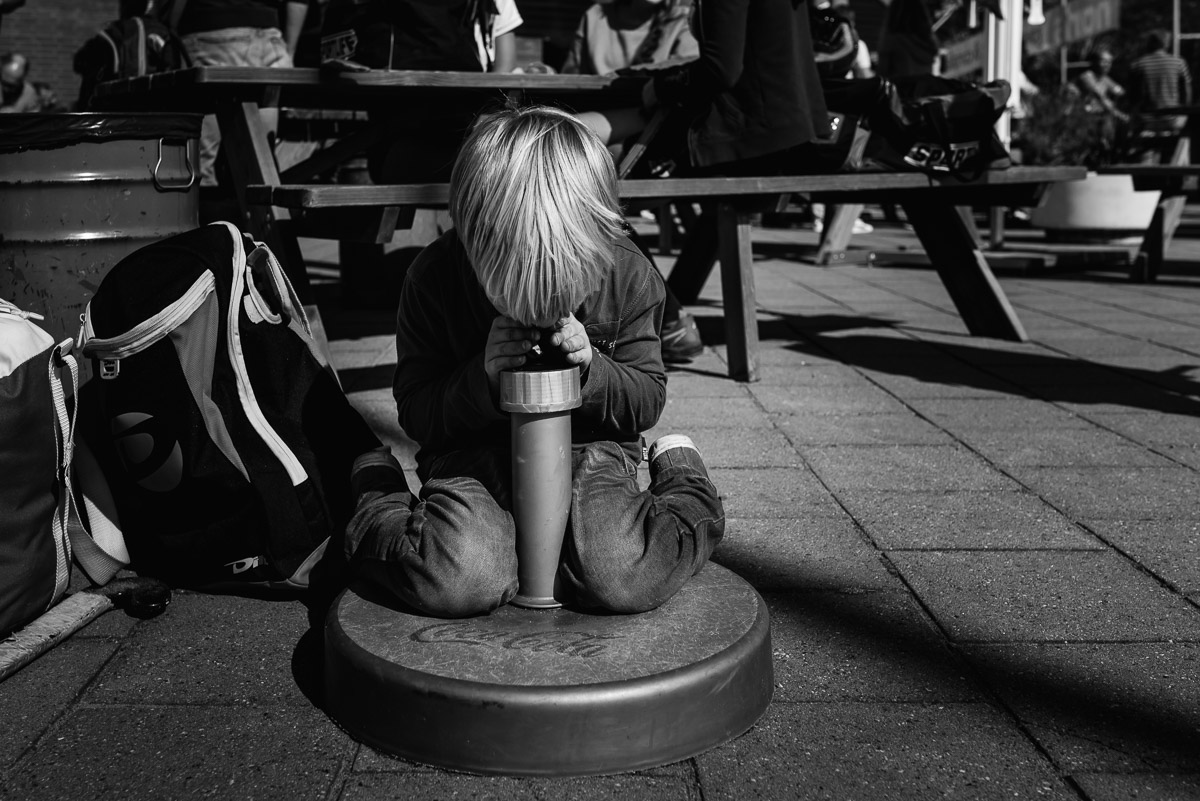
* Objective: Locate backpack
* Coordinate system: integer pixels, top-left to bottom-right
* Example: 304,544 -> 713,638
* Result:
0,301 -> 128,638
74,15 -> 190,107
76,222 -> 381,591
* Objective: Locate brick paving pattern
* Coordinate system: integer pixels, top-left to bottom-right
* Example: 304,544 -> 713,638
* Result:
3,213 -> 1199,800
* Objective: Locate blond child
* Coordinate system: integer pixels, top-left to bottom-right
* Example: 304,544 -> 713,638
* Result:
344,105 -> 724,618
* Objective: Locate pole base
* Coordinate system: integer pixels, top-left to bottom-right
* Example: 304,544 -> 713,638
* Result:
509,593 -> 562,609
324,563 -> 773,776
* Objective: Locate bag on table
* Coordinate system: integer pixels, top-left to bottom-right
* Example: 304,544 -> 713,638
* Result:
73,14 -> 190,107
0,301 -> 128,638
76,222 -> 382,592
814,76 -> 901,173
864,75 -> 1014,179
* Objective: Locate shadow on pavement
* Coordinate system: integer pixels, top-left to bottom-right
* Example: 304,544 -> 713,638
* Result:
730,582 -> 1200,773
694,313 -> 1200,416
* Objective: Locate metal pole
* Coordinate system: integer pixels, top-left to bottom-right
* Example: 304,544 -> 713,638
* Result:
1173,0 -> 1181,58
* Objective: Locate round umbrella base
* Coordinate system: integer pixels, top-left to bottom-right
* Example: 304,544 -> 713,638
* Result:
323,563 -> 772,777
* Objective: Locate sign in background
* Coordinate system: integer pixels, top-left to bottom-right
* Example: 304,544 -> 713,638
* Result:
944,0 -> 1122,77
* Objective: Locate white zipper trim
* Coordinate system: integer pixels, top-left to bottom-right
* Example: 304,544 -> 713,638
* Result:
135,17 -> 147,76
244,244 -> 283,324
218,222 -> 308,486
0,299 -> 45,321
79,271 -> 216,360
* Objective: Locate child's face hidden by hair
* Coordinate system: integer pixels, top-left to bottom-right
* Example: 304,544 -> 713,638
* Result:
448,105 -> 624,328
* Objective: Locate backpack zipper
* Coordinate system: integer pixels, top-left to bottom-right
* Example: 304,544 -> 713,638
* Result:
0,300 -> 45,321
79,271 -> 216,378
135,17 -> 147,76
219,224 -> 309,486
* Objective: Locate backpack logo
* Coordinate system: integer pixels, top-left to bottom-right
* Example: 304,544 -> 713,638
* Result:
111,412 -> 184,492
226,556 -> 263,574
903,140 -> 981,172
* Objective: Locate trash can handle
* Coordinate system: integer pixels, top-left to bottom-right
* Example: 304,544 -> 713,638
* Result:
153,137 -> 196,192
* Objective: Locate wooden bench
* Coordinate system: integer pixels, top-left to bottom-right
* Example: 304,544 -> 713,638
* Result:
247,166 -> 1084,382
1095,160 -> 1197,282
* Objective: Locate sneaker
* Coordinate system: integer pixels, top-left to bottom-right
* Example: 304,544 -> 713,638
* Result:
660,310 -> 704,364
852,218 -> 874,234
647,434 -> 708,481
350,446 -> 410,501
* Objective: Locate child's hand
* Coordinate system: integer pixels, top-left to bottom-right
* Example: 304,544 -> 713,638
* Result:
484,316 -> 540,394
548,314 -> 593,371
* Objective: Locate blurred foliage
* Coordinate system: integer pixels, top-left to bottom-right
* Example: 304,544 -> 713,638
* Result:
934,0 -> 1200,92
1011,88 -> 1133,167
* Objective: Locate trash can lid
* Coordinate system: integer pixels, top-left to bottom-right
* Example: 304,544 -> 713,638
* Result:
0,113 -> 203,153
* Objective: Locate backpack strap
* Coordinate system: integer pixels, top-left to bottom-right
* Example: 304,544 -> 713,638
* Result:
69,437 -> 129,585
49,341 -> 130,586
46,341 -> 78,600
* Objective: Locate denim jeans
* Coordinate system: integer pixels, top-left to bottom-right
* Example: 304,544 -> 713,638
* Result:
181,27 -> 292,187
345,441 -> 724,617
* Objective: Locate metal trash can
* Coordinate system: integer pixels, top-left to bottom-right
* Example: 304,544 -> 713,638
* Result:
0,113 -> 202,343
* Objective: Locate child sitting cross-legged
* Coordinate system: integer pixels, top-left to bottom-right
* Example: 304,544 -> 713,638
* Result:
344,104 -> 725,618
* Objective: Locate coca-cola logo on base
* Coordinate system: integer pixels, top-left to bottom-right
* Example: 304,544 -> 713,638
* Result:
409,622 -> 625,659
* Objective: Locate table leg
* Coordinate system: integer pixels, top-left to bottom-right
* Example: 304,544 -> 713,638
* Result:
217,99 -> 336,372
216,99 -> 313,304
1130,135 -> 1190,283
815,203 -> 864,265
716,203 -> 759,382
901,199 -> 1028,342
1138,203 -> 1166,283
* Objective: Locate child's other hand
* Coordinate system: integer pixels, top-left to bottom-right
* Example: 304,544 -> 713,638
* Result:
549,313 -> 593,371
484,316 -> 539,394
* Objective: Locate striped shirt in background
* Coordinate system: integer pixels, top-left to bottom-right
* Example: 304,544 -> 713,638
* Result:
1128,50 -> 1194,132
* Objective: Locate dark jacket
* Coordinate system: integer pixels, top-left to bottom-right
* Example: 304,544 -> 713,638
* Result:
393,230 -> 667,478
176,0 -> 282,35
652,0 -> 829,168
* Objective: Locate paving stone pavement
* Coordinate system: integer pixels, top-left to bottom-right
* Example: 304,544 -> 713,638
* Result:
4,214 -> 1200,800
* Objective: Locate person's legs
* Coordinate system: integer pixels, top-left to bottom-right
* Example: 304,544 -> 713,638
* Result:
622,222 -> 704,363
575,107 -> 648,147
181,27 -> 293,187
345,447 -> 519,617
560,437 -> 724,613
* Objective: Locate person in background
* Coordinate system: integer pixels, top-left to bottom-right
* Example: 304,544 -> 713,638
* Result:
480,0 -> 523,73
169,0 -> 305,187
321,0 -> 524,185
561,0 -> 697,78
564,0 -> 703,364
876,0 -> 937,80
1128,29 -> 1193,165
645,0 -> 829,176
1128,29 -> 1193,135
0,53 -> 65,113
1077,47 -> 1128,123
810,0 -> 872,235
574,0 -> 828,360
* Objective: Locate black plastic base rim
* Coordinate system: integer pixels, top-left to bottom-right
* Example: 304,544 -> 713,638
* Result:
323,564 -> 773,777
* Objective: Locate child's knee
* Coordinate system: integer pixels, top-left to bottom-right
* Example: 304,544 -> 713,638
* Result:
418,534 -> 519,617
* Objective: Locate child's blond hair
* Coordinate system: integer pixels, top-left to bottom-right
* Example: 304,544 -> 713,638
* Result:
449,105 -> 624,327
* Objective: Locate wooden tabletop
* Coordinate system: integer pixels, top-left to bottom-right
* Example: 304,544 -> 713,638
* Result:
246,166 -> 1087,209
90,66 -> 645,112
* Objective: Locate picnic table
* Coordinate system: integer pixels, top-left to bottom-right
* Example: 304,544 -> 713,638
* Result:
90,65 -> 643,293
92,66 -> 1085,381
1095,109 -> 1196,282
247,168 -> 1082,382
